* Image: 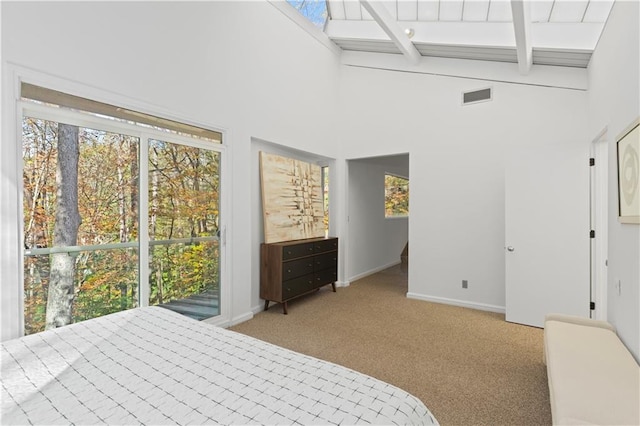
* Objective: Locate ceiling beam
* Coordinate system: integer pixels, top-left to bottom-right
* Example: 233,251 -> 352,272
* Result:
511,0 -> 533,74
359,0 -> 421,65
326,20 -> 603,51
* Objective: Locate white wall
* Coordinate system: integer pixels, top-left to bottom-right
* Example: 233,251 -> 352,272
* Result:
1,1 -> 341,338
347,154 -> 409,281
3,1 -> 637,354
587,0 -> 640,361
339,65 -> 588,312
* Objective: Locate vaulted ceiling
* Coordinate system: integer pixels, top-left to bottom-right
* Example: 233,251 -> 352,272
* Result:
319,0 -> 615,72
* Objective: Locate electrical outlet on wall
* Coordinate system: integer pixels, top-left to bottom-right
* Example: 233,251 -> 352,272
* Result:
462,280 -> 468,289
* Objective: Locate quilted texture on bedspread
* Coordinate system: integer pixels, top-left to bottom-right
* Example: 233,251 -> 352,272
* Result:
2,306 -> 438,425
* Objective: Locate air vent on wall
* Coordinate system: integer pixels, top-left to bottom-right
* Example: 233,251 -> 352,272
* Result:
462,87 -> 492,105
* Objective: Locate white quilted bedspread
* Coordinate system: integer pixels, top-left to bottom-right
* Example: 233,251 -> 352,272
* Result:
1,306 -> 438,425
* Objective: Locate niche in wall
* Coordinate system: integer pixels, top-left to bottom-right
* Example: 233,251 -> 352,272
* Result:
259,151 -> 324,243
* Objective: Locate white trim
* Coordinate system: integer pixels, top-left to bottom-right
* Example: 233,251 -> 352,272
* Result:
21,102 -> 221,152
406,292 -> 506,314
139,134 -> 150,308
230,310 -> 256,327
219,128 -> 233,324
341,50 -> 589,91
342,159 -> 351,291
252,304 -> 264,316
2,66 -> 24,340
349,260 -> 401,283
268,1 -> 342,56
205,309 -> 255,329
590,127 -> 609,321
335,280 -> 351,288
10,63 -> 228,140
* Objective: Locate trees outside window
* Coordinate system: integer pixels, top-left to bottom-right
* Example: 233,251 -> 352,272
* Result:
385,174 -> 409,218
22,111 -> 222,335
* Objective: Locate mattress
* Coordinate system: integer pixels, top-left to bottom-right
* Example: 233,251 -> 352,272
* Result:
1,306 -> 438,425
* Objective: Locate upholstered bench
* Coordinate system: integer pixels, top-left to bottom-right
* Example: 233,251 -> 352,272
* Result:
544,314 -> 640,425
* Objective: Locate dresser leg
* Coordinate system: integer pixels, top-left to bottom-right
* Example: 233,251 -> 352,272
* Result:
264,300 -> 270,311
331,282 -> 336,292
282,302 -> 288,315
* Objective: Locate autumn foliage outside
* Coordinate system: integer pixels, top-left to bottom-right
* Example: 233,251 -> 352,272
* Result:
23,117 -> 221,335
385,174 -> 409,217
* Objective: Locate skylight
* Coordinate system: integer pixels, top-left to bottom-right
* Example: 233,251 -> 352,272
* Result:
321,0 -> 615,70
286,0 -> 329,29
280,0 -> 615,71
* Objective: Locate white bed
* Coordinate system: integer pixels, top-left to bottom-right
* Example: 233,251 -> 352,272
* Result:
1,306 -> 438,425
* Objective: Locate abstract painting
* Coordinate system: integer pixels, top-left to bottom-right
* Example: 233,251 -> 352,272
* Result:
260,151 -> 325,243
617,118 -> 640,224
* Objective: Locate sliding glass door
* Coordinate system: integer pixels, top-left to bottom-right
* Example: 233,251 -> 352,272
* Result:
148,140 -> 221,320
22,105 -> 225,335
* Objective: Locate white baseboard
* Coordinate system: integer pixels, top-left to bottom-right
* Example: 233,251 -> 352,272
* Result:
349,260 -> 401,283
335,280 -> 350,288
228,310 -> 255,327
406,292 -> 505,314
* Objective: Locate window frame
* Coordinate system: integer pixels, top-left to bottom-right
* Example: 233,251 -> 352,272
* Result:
384,172 -> 409,219
11,79 -> 231,336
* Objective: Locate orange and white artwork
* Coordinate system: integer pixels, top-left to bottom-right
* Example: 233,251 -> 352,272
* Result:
260,151 -> 325,243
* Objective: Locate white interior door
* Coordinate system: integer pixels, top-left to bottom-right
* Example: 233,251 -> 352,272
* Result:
505,143 -> 590,327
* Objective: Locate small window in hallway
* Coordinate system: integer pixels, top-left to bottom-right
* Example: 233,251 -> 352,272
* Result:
385,174 -> 409,218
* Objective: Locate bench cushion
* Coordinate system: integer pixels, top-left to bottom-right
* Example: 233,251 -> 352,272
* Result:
545,319 -> 640,426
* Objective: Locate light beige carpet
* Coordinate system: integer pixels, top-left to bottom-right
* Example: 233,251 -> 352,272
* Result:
231,265 -> 551,425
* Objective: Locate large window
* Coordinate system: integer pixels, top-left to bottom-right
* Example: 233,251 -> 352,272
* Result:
21,86 -> 224,334
385,173 -> 409,218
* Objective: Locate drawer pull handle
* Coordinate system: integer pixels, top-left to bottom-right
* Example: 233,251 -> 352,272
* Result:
287,251 -> 292,255
287,269 -> 291,273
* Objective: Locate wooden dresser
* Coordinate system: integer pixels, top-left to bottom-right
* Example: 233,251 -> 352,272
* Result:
260,237 -> 338,314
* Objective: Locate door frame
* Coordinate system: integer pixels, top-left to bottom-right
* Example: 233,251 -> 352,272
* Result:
590,127 -> 609,321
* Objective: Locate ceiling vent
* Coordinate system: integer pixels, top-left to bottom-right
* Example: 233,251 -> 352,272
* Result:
462,87 -> 492,105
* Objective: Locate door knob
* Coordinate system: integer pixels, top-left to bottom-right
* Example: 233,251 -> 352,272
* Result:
507,246 -> 515,252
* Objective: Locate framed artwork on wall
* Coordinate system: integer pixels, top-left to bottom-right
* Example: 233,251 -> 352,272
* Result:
617,117 -> 640,224
259,151 -> 325,243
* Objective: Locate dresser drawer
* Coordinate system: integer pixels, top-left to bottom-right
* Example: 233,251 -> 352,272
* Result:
314,268 -> 337,286
313,238 -> 338,254
282,242 -> 314,260
282,274 -> 316,299
261,237 -> 338,314
314,252 -> 338,271
282,258 -> 314,281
